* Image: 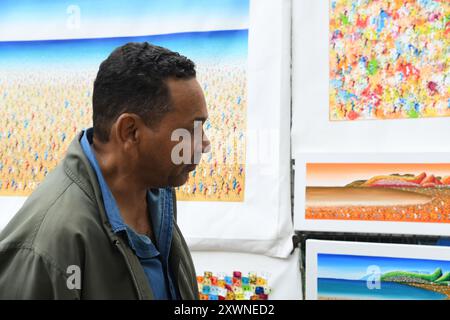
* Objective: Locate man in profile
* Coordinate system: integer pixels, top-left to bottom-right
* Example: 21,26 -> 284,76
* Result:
0,42 -> 210,299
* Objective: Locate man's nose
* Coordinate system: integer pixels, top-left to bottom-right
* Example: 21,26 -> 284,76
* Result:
202,131 -> 211,154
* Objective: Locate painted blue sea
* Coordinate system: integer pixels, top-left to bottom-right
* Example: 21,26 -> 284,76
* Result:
0,29 -> 248,69
318,278 -> 448,300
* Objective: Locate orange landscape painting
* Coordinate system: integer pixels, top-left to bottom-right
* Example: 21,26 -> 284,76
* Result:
305,163 -> 450,223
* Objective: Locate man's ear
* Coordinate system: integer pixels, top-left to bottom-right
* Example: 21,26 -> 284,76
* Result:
113,113 -> 140,149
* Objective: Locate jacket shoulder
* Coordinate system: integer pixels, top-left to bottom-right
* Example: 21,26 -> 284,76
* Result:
0,163 -> 101,246
0,163 -> 106,276
0,243 -> 80,299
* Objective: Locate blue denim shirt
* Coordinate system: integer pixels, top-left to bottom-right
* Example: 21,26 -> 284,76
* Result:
80,128 -> 178,299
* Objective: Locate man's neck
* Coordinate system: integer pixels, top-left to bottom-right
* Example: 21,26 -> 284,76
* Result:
92,142 -> 154,240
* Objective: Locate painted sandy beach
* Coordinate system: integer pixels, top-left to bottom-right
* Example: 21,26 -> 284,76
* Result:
0,0 -> 249,202
0,30 -> 248,202
306,163 -> 450,223
307,187 -> 432,207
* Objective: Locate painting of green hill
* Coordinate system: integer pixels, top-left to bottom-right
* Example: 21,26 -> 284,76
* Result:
381,268 -> 444,283
381,268 -> 450,299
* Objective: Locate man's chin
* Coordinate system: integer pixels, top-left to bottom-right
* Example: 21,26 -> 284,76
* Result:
168,171 -> 190,187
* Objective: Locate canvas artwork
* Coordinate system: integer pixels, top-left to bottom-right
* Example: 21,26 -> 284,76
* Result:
294,153 -> 450,236
191,249 -> 303,299
0,0 -> 248,202
305,162 -> 450,224
197,270 -> 271,300
306,240 -> 450,300
329,0 -> 449,121
0,0 -> 293,256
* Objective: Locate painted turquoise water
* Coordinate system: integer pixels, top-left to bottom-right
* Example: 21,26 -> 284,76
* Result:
318,278 -> 448,300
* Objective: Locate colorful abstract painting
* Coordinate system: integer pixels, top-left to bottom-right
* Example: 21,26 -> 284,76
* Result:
197,270 -> 270,300
0,0 -> 248,201
329,0 -> 450,121
306,240 -> 450,300
306,163 -> 450,223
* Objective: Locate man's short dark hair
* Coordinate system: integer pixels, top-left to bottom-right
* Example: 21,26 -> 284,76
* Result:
92,42 -> 196,142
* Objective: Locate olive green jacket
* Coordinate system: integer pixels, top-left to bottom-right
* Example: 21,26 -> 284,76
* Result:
0,132 -> 199,299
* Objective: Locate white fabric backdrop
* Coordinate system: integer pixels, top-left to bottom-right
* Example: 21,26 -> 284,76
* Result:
0,0 -> 294,258
178,0 -> 294,258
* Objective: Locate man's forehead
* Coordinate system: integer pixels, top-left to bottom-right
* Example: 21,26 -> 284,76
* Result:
166,77 -> 200,95
166,78 -> 208,120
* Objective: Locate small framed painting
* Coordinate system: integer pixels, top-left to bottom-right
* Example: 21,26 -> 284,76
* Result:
295,152 -> 450,236
306,240 -> 450,300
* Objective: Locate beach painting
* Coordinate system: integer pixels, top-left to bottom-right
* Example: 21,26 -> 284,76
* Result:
0,0 -> 248,202
306,162 -> 450,224
329,0 -> 450,121
294,153 -> 450,236
306,240 -> 450,300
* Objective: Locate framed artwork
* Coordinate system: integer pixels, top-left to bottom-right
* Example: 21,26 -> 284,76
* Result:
306,240 -> 450,300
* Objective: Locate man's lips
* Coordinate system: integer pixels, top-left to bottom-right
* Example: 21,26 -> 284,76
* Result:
185,164 -> 197,172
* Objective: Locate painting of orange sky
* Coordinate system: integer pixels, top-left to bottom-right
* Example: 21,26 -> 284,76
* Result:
307,163 -> 450,187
